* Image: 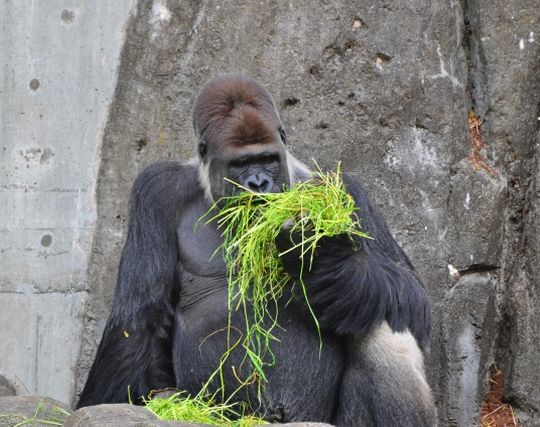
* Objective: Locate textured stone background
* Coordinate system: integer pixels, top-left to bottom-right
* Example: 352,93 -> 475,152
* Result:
0,0 -> 136,403
1,0 -> 539,425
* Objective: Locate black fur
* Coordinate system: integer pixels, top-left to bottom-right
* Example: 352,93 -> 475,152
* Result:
78,164 -> 432,420
275,174 -> 430,349
78,162 -> 184,407
78,75 -> 434,426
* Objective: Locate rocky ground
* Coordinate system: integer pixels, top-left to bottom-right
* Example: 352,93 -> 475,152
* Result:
0,396 -> 333,427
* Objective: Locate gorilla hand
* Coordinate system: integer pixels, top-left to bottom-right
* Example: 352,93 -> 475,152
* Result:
275,223 -> 357,280
275,222 -> 386,336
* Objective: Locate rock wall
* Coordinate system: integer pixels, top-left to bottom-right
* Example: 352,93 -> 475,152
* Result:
1,0 -> 539,425
0,0 -> 136,404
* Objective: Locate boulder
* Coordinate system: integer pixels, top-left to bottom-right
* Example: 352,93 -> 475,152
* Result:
0,375 -> 16,398
0,396 -> 71,427
64,403 -> 335,427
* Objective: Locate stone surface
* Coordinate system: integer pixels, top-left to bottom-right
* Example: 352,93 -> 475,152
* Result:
0,397 -> 335,427
64,404 -> 160,427
0,396 -> 71,427
469,0 -> 540,422
447,160 -> 507,271
437,274 -> 497,426
0,0 -> 136,405
64,404 -> 333,426
0,375 -> 16,398
0,293 -> 83,405
504,144 -> 540,421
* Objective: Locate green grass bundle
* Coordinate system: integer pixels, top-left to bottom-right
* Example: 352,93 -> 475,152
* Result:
204,166 -> 370,393
144,392 -> 266,426
145,167 -> 369,424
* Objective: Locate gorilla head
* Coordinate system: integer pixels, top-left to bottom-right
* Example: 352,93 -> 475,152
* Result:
193,75 -> 291,201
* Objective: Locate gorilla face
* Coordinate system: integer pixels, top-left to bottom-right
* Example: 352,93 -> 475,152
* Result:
193,75 -> 291,201
205,136 -> 290,200
216,149 -> 288,196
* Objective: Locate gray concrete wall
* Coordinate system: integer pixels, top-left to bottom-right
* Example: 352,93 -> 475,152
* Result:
0,0 -> 136,405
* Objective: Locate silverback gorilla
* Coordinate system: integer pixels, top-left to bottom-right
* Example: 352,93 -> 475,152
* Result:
78,75 -> 436,426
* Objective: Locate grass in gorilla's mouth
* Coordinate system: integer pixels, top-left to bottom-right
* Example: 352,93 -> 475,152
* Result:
146,166 -> 369,424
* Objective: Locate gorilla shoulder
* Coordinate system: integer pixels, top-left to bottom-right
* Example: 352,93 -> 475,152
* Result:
130,161 -> 202,212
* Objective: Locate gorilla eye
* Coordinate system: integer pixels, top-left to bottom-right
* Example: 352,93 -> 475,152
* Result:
278,126 -> 286,144
198,142 -> 207,158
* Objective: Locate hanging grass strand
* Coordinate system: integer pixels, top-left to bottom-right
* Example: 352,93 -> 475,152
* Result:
202,165 -> 370,394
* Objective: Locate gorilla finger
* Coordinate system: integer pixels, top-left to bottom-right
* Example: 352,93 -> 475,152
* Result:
275,219 -> 311,254
315,233 -> 357,257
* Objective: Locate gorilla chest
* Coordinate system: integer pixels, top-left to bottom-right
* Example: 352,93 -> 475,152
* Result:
176,201 -> 229,316
177,199 -> 226,275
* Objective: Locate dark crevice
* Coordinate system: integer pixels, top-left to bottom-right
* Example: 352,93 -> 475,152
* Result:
135,138 -> 147,152
458,263 -> 500,275
415,118 -> 428,130
461,0 -> 487,116
494,308 -> 515,401
282,97 -> 300,108
344,39 -> 356,51
315,122 -> 329,130
537,102 -> 540,132
376,52 -> 392,63
308,65 -> 321,77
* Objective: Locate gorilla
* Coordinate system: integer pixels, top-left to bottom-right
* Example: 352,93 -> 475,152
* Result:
78,74 -> 436,426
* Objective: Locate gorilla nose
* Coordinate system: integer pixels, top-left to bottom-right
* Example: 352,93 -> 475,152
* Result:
245,174 -> 271,193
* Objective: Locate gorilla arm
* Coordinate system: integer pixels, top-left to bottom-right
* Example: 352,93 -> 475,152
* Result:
77,162 -> 185,407
276,173 -> 430,350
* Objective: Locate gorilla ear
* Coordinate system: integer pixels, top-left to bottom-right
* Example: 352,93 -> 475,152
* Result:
198,141 -> 208,159
278,126 -> 286,144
